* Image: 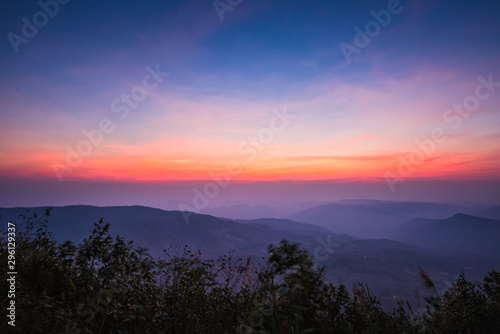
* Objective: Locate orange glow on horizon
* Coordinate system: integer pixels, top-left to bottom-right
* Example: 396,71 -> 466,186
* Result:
1,150 -> 498,182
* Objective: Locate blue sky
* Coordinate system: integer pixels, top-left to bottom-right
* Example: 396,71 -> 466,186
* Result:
1,0 -> 500,206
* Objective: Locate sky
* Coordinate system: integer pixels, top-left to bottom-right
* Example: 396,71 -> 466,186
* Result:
1,0 -> 499,208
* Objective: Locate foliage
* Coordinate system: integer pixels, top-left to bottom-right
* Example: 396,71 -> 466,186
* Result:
1,211 -> 499,333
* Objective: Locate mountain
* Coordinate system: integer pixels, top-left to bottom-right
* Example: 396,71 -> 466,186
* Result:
237,218 -> 347,236
0,205 -> 339,259
199,201 -> 324,220
201,204 -> 288,220
392,213 -> 500,258
476,204 -> 500,220
391,217 -> 438,235
289,200 -> 465,238
2,204 -> 498,310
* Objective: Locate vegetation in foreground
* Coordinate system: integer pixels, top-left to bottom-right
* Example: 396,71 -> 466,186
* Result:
1,210 -> 499,333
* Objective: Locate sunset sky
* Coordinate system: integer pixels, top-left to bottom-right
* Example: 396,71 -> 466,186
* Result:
1,0 -> 499,206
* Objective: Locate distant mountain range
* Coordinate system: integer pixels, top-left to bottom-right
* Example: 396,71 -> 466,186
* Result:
476,204 -> 500,220
198,202 -> 323,220
201,204 -> 289,220
1,201 -> 499,309
289,199 -> 472,238
236,218 -> 344,235
0,205 -> 340,259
